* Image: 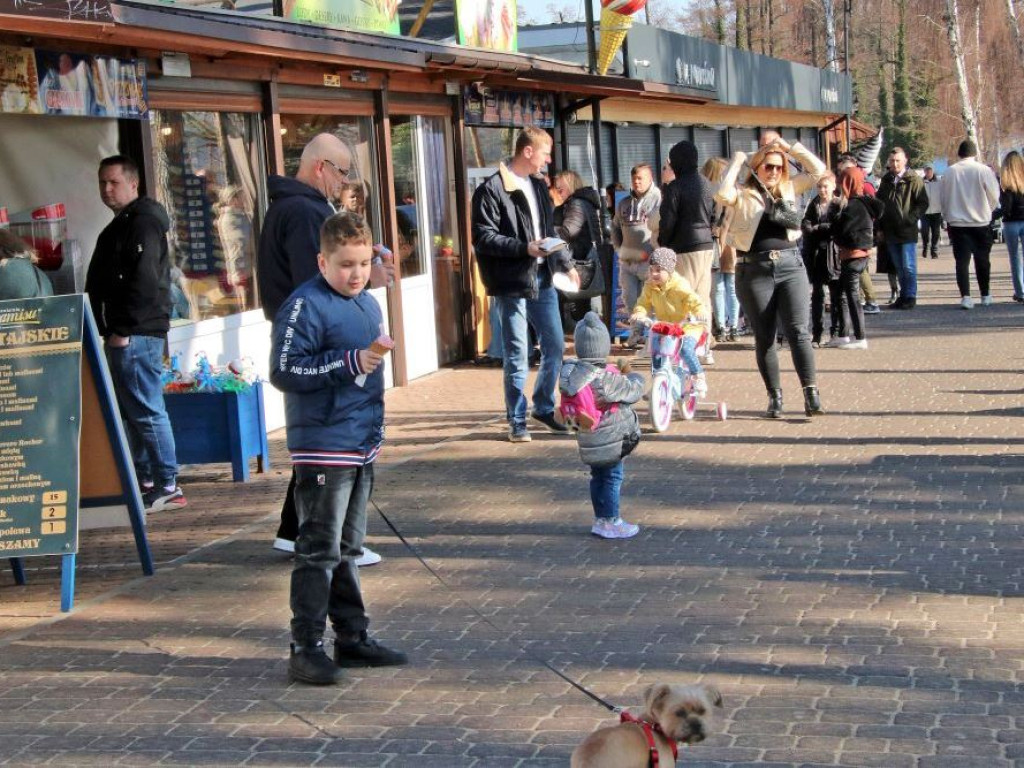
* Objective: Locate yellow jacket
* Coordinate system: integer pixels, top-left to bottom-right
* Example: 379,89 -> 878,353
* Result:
633,272 -> 705,325
713,141 -> 826,253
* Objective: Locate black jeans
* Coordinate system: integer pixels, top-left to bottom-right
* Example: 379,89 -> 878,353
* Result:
948,226 -> 993,297
920,214 -> 942,255
291,463 -> 372,645
810,279 -> 843,341
736,248 -> 817,391
276,472 -> 299,542
839,257 -> 868,340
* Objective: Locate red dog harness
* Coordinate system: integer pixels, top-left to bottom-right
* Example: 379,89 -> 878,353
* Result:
619,710 -> 679,766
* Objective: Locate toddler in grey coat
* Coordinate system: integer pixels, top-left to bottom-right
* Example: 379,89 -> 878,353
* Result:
559,312 -> 645,539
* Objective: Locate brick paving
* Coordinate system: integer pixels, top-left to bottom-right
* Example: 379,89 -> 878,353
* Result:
1,249 -> 1023,767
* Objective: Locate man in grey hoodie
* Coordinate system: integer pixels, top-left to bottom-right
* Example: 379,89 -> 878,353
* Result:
611,164 -> 661,345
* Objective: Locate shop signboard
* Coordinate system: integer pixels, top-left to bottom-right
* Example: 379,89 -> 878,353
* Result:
0,45 -> 148,119
0,0 -> 113,21
0,295 -> 83,559
456,0 -> 517,52
626,25 -> 720,99
464,84 -> 554,129
282,0 -> 400,34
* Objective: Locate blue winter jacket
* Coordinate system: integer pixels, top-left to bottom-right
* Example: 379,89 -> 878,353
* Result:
270,274 -> 385,463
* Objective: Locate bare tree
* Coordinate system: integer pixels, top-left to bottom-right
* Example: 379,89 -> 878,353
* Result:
1005,0 -> 1024,71
943,0 -> 979,147
822,0 -> 839,71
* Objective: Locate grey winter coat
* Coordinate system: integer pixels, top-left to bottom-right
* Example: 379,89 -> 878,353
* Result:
559,358 -> 644,467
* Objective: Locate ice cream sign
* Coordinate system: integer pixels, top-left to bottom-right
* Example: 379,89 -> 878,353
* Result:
675,57 -> 716,91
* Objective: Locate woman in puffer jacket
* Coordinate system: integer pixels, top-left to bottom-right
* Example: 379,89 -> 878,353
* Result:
553,170 -> 605,323
714,137 -> 826,419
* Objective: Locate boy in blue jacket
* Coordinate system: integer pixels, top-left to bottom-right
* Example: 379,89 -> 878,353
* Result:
270,212 -> 407,685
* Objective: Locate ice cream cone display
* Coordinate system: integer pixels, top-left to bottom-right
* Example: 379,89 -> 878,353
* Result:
597,0 -> 648,75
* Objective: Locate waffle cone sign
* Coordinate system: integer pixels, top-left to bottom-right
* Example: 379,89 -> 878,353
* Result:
597,0 -> 647,75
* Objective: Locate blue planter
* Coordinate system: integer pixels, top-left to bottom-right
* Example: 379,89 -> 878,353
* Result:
164,381 -> 270,482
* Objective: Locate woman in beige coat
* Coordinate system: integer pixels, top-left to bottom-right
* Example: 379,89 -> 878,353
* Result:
714,138 -> 826,418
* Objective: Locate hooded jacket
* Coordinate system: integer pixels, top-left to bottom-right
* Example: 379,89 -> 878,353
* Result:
877,170 -> 929,240
257,175 -> 334,321
632,271 -> 704,325
85,196 -> 171,338
471,163 -> 570,299
657,142 -> 715,253
559,358 -> 643,467
612,183 -> 662,265
554,186 -> 604,261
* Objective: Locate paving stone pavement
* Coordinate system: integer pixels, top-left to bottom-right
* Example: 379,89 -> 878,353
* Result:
1,250 -> 1023,767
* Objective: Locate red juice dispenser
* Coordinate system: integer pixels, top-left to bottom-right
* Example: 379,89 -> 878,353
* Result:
10,203 -> 66,270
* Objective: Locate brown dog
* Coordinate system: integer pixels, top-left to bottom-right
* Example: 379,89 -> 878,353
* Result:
570,683 -> 722,768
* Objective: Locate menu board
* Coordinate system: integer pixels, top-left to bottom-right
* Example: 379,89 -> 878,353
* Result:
0,295 -> 83,558
463,84 -> 554,129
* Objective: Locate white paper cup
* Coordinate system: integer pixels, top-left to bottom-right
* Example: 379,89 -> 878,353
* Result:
551,272 -> 576,293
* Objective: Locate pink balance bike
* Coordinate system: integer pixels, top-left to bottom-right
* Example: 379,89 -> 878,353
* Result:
647,321 -> 728,432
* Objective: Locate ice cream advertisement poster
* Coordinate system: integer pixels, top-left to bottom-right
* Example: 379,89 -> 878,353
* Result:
456,0 -> 517,52
0,46 -> 41,115
283,0 -> 400,34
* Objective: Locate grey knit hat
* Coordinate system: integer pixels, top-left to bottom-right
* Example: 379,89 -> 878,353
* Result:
573,311 -> 610,361
649,247 -> 678,272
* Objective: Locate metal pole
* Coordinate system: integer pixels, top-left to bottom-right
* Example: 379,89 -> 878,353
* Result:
844,0 -> 851,150
584,0 -> 598,74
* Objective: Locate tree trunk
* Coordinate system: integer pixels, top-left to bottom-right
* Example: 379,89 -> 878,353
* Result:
823,0 -> 839,72
973,1 -> 984,154
944,0 -> 979,147
1005,0 -> 1024,70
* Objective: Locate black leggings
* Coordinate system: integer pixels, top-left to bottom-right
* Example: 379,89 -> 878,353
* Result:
736,249 -> 817,392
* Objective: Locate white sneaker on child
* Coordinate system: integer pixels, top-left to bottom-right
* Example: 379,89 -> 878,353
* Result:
694,372 -> 708,396
703,350 -> 715,366
591,517 -> 640,539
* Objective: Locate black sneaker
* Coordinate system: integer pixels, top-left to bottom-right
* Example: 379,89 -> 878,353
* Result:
289,642 -> 343,685
334,632 -> 408,668
530,411 -> 569,434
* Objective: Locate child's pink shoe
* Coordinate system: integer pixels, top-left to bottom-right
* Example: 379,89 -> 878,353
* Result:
591,517 -> 640,539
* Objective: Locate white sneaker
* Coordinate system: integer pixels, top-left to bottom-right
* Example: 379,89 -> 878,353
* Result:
694,372 -> 708,395
960,296 -> 974,310
591,517 -> 640,539
981,295 -> 994,306
355,546 -> 382,567
273,537 -> 295,554
838,338 -> 868,350
703,350 -> 715,366
824,336 -> 851,348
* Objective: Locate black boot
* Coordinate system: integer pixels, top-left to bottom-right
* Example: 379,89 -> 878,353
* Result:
765,389 -> 783,419
334,631 -> 408,668
803,386 -> 824,417
289,641 -> 344,685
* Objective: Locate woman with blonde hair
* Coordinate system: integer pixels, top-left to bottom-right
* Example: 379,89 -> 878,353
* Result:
999,150 -> 1024,303
702,157 -> 739,341
553,169 -> 604,321
714,136 -> 827,418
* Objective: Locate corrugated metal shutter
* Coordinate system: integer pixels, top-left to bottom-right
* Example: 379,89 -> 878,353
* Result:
729,127 -> 759,155
694,127 -> 726,168
599,122 -> 615,187
568,123 -> 598,189
780,127 -> 800,145
800,127 -> 819,155
616,125 -> 657,183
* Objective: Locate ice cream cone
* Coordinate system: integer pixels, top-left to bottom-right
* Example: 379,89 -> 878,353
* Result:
597,6 -> 634,75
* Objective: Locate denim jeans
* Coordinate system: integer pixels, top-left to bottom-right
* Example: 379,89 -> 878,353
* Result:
495,274 -> 564,429
291,463 -> 372,645
619,261 -> 647,317
839,257 -> 868,340
1004,220 -> 1024,299
679,335 -> 702,376
735,248 -> 816,391
104,335 -> 178,488
886,240 -> 918,299
948,226 -> 993,297
486,298 -> 504,359
590,461 -> 624,520
713,271 -> 739,330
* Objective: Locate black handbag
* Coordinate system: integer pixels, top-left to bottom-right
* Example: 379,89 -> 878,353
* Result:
749,166 -> 803,230
561,201 -> 606,300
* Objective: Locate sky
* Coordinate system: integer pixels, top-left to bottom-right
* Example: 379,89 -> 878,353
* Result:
517,0 -> 597,25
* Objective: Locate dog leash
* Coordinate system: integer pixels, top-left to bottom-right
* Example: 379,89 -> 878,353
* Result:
370,498 -> 623,715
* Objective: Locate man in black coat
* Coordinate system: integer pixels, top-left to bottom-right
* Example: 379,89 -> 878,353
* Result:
86,155 -> 184,512
257,133 -> 392,560
471,126 -> 576,442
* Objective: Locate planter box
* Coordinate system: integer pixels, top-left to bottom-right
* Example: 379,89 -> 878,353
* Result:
164,381 -> 270,482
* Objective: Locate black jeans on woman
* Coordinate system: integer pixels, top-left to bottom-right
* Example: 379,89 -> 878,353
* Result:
736,248 -> 817,391
839,257 -> 868,340
810,279 -> 843,342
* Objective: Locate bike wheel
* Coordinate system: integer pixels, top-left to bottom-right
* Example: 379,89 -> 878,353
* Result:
650,372 -> 673,433
679,392 -> 698,421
